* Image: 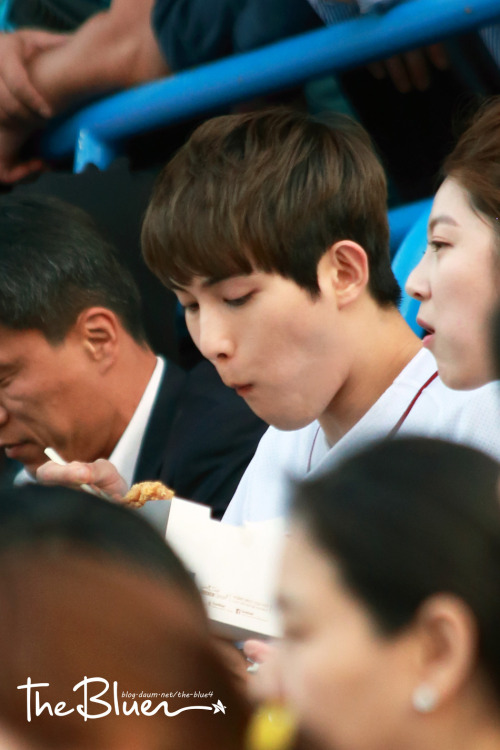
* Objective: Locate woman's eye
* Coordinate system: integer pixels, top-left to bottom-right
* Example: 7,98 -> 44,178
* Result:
428,240 -> 449,253
182,302 -> 199,313
224,293 -> 254,308
282,622 -> 309,642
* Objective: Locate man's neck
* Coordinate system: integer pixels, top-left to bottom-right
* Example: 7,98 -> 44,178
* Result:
320,308 -> 423,445
88,344 -> 159,462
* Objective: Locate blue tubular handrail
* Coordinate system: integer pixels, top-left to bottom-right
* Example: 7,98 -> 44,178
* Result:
389,198 -> 433,256
392,204 -> 433,335
41,0 -> 500,171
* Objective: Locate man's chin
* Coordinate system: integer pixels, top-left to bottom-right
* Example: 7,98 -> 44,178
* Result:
266,413 -> 318,432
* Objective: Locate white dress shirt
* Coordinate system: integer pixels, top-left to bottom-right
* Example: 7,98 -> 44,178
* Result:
108,356 -> 165,489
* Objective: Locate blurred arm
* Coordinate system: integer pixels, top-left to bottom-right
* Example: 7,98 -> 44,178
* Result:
27,0 -> 169,113
0,0 -> 169,182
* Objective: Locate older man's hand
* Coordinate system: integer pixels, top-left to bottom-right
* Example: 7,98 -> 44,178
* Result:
0,29 -> 67,122
36,457 -> 128,501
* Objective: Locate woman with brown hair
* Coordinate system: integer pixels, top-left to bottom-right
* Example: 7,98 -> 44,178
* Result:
276,437 -> 500,750
406,96 -> 500,390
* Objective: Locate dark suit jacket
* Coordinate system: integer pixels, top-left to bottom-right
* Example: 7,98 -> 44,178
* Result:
134,359 -> 267,519
0,360 -> 266,519
0,454 -> 19,491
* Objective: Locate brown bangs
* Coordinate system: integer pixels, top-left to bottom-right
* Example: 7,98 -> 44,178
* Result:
444,97 -> 500,247
142,108 -> 398,304
141,139 -> 259,288
142,206 -> 256,291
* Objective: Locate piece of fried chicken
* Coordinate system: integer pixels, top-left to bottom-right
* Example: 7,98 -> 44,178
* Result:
123,481 -> 174,508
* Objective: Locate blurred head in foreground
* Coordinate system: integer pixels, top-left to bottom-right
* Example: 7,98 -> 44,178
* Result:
0,485 -> 249,750
277,437 -> 500,750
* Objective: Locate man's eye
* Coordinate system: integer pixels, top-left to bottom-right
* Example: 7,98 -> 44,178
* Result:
224,293 -> 253,308
0,374 -> 14,388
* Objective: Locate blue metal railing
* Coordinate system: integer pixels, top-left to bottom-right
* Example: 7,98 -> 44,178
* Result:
41,0 -> 500,172
392,203 -> 432,334
389,197 -> 433,255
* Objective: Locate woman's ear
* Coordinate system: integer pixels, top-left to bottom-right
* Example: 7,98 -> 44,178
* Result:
321,241 -> 369,308
411,594 -> 478,712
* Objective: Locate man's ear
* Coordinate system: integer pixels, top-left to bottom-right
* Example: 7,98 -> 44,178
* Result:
74,307 -> 120,370
322,241 -> 369,308
411,594 -> 478,710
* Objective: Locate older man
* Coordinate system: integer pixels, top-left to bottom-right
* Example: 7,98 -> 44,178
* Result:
0,194 -> 265,517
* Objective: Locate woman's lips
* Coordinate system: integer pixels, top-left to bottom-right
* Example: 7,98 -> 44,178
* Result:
417,318 -> 435,348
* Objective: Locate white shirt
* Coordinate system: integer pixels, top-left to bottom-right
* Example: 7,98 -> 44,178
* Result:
223,349 -> 500,525
108,356 -> 165,488
14,357 -> 165,488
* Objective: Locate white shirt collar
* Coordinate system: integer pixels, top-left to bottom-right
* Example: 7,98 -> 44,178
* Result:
108,356 -> 165,489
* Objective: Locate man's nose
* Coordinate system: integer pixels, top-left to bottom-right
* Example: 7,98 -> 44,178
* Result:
197,311 -> 235,363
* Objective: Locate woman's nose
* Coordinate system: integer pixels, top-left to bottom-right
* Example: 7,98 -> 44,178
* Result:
405,255 -> 430,301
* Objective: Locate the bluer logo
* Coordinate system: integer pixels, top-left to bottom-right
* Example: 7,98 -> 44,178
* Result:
17,678 -> 227,722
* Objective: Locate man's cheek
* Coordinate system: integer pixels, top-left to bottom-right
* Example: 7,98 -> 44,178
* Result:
18,409 -> 52,442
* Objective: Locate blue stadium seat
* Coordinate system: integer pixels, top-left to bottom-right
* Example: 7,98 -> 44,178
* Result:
391,202 -> 432,336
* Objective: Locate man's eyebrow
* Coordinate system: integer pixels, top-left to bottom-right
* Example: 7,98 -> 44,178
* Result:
428,215 -> 459,232
201,274 -> 251,288
171,274 -> 252,292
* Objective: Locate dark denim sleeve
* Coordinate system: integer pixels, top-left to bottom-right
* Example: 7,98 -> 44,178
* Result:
152,0 -> 321,72
6,0 -> 109,31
